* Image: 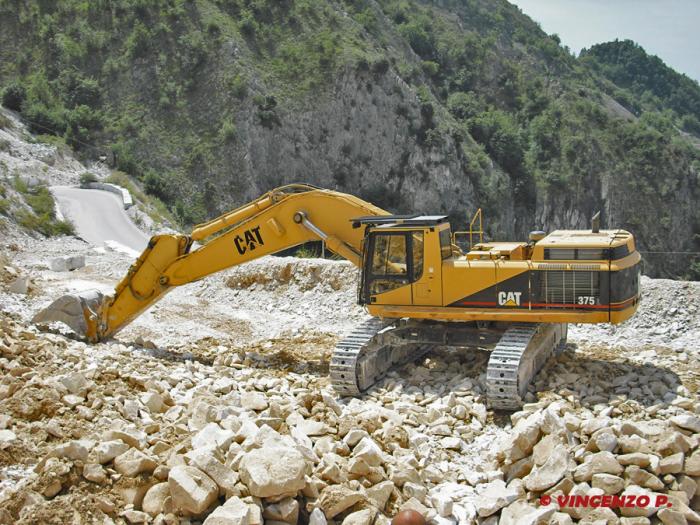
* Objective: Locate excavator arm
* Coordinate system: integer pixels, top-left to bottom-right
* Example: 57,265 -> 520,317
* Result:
34,184 -> 388,342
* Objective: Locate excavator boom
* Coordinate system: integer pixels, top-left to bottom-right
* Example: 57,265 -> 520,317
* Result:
34,184 -> 388,341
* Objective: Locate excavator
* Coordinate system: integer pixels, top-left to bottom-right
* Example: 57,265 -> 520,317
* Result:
34,184 -> 641,409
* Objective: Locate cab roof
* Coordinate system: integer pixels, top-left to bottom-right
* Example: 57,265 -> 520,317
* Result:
352,215 -> 448,228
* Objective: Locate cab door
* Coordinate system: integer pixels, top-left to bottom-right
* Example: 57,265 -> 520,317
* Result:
411,229 -> 442,306
360,231 -> 416,306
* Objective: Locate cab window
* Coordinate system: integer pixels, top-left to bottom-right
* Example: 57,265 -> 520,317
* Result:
439,228 -> 452,259
412,232 -> 424,280
372,234 -> 407,275
366,231 -> 423,296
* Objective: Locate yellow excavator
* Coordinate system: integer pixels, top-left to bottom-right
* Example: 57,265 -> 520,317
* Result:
34,184 -> 641,409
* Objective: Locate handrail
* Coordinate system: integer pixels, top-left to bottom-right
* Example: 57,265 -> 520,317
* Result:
452,208 -> 484,250
469,208 -> 483,248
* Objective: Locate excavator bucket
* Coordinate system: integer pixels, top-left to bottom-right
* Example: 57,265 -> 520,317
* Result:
32,290 -> 106,341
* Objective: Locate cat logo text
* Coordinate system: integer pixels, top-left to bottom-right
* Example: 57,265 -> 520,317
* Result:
234,226 -> 264,255
498,291 -> 522,307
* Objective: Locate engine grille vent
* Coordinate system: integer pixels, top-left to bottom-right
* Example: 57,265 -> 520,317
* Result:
540,271 -> 600,306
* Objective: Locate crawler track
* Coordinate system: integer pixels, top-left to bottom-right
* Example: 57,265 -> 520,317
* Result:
486,323 -> 567,410
332,318 -> 566,409
330,318 -> 387,396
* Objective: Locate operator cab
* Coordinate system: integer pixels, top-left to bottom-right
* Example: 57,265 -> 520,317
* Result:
353,215 -> 451,306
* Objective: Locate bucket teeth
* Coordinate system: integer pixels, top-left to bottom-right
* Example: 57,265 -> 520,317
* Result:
32,290 -> 106,340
